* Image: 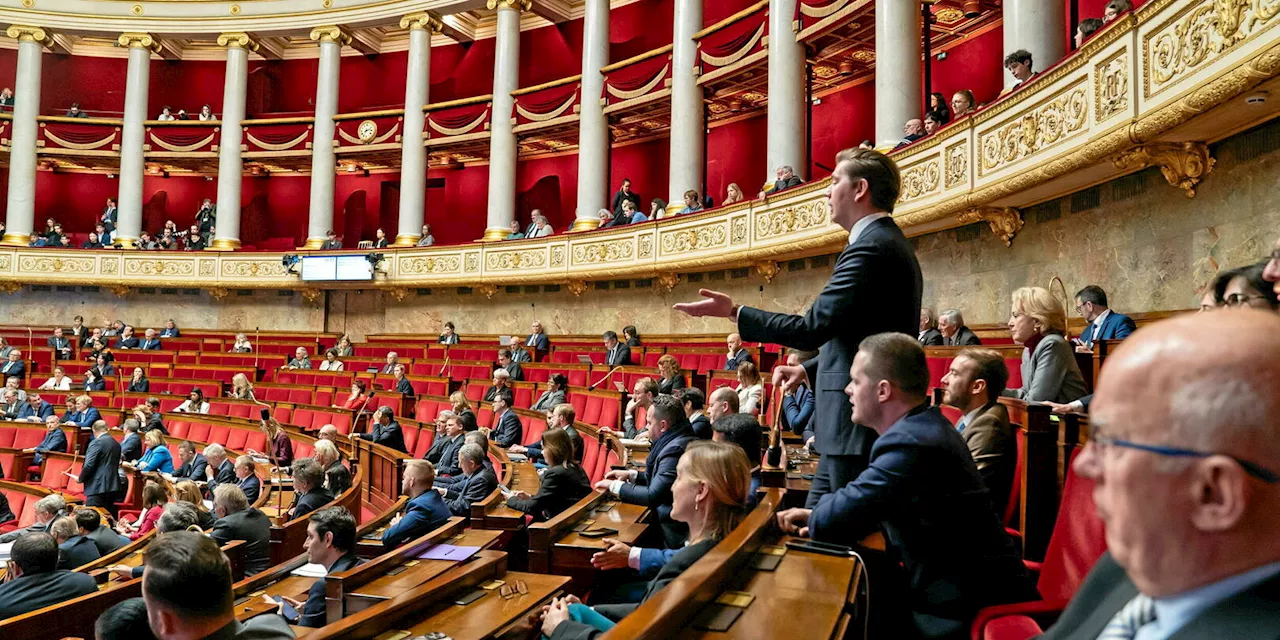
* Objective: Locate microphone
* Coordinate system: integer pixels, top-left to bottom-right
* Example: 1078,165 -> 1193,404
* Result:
589,366 -> 623,391
439,355 -> 450,378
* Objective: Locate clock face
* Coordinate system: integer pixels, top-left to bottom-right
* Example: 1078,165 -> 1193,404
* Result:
358,120 -> 377,142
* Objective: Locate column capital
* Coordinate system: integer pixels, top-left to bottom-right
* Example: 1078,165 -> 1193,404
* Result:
216,32 -> 261,52
309,25 -> 352,45
118,32 -> 161,53
486,0 -> 532,12
6,25 -> 53,48
400,12 -> 444,32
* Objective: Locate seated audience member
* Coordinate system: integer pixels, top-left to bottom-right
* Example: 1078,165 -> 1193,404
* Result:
938,309 -> 982,346
142,403 -> 166,433
211,484 -> 271,576
173,480 -> 216,530
64,394 -> 103,428
118,481 -> 168,540
2,373 -> 22,400
174,388 -> 210,413
923,112 -> 942,135
233,455 -> 262,504
1216,261 -> 1279,310
490,390 -> 522,448
439,322 -> 460,345
1075,16 -> 1104,47
1047,312 -> 1280,637
198,104 -> 214,121
682,388 -> 712,440
595,395 -> 697,548
1004,286 -> 1089,403
319,230 -> 342,250
204,443 -> 237,492
114,325 -> 139,349
141,531 -> 293,639
373,228 -> 389,248
230,332 -> 252,353
0,389 -> 21,419
895,119 -> 925,149
724,333 -> 753,370
603,330 -> 632,366
706,386 -> 740,424
439,441 -> 499,516
18,391 -> 53,422
723,183 -> 744,207
51,515 -> 101,569
288,457 -> 334,521
249,417 -> 294,470
334,334 -> 355,356
0,533 -> 97,619
95,597 -> 155,640
0,349 -> 24,380
528,212 -> 554,237
514,403 -> 583,466
681,189 -> 704,214
497,348 -> 523,381
131,430 -> 175,474
354,406 -> 407,453
1074,284 -> 1137,351
136,231 -> 157,250
107,502 -> 201,581
941,349 -> 1016,516
623,199 -> 647,225
66,102 -> 88,118
278,506 -> 363,628
0,494 -> 65,542
47,328 -> 73,360
508,336 -> 533,363
484,368 -> 512,402
314,440 -> 351,495
927,91 -> 951,124
780,349 -> 818,443
31,414 -> 68,465
622,325 -> 641,347
506,219 -> 526,240
919,307 -> 944,345
83,355 -> 113,391
158,106 -> 175,121
777,334 -> 1033,638
655,355 -> 687,395
228,372 -> 255,401
762,165 -> 804,198
416,224 -> 434,246
337,379 -> 369,410
160,319 -> 180,338
617,378 -> 658,439
286,347 -> 312,370
127,366 -> 151,392
139,328 -> 162,351
1002,49 -> 1037,94
527,320 -> 551,351
384,459 -> 452,547
597,208 -> 617,229
75,507 -> 128,556
531,374 -> 568,413
1102,0 -> 1131,22
120,420 -> 144,462
380,351 -> 401,374
549,441 -> 752,638
735,361 -> 764,416
507,429 -> 591,521
0,87 -> 10,107
320,349 -> 344,371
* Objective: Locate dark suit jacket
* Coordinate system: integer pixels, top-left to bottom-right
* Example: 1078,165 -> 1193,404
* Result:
33,428 -> 69,464
0,360 -> 25,380
919,328 -> 944,346
299,553 -> 364,627
781,383 -> 816,440
605,344 -> 632,367
79,432 -> 123,498
324,460 -> 352,496
395,376 -> 414,396
17,401 -> 54,422
384,491 -> 453,547
127,378 -> 151,392
619,420 -> 696,548
724,348 -> 754,371
492,410 -> 523,448
120,433 -> 143,463
427,434 -> 464,476
689,414 -> 712,440
1040,553 -> 1280,640
510,349 -> 532,363
360,420 -> 407,453
139,339 -> 162,350
85,526 -> 129,555
809,405 -> 1032,638
503,361 -> 524,381
505,464 -> 591,521
443,464 -> 498,516
1080,311 -> 1137,347
959,402 -> 1016,518
160,328 -> 180,338
207,459 -> 237,493
174,453 -> 209,481
527,332 -> 550,351
738,216 -> 921,462
239,474 -> 262,504
548,539 -> 719,640
947,326 -> 983,346
115,337 -> 140,349
212,508 -> 272,575
320,239 -> 342,250
57,535 -> 102,570
290,488 -> 334,521
657,376 -> 686,396
610,190 -> 642,217
47,337 -> 72,357
767,175 -> 804,194
0,570 -> 97,619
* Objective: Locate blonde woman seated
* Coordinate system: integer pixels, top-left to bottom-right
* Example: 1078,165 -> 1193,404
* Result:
173,479 -> 216,529
230,333 -> 252,353
656,355 -> 687,395
735,361 -> 764,416
319,349 -> 344,371
333,335 -> 355,357
248,417 -> 294,469
450,390 -> 473,417
229,373 -> 256,401
539,441 -> 752,639
1003,286 -> 1088,404
723,183 -> 744,206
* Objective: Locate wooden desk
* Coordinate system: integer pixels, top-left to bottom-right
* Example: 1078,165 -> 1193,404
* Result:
482,458 -> 541,529
346,528 -> 505,612
400,571 -> 566,639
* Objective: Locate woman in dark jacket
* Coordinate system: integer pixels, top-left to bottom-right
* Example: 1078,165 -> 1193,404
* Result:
539,441 -> 752,639
505,429 -> 590,521
84,354 -> 115,391
621,325 -> 641,347
655,355 -> 686,395
127,366 -> 150,393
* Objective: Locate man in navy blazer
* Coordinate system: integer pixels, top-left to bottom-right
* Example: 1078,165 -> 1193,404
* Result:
440,443 -> 497,516
677,149 -> 922,509
120,421 -> 143,463
114,326 -> 140,349
77,420 -> 123,513
234,456 -> 262,504
0,533 -> 97,619
138,328 -> 163,350
777,334 -> 1033,639
527,321 -> 550,352
355,406 -> 407,453
384,460 -> 452,547
172,441 -> 208,480
1074,285 -> 1136,350
603,331 -> 631,366
18,393 -> 55,422
596,396 -> 696,549
490,391 -> 523,448
724,333 -> 754,371
160,320 -> 180,338
1,350 -> 25,380
31,415 -> 69,465
425,415 -> 464,476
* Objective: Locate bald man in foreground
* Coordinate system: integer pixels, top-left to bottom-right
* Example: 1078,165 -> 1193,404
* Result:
1040,310 -> 1280,638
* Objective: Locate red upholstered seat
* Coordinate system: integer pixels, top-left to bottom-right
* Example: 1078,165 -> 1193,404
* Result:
40,457 -> 74,491
466,383 -> 487,401
522,416 -> 545,446
581,436 -> 601,483
0,427 -> 16,448
0,491 -> 26,532
293,441 -> 315,460
476,408 -> 494,428
14,429 -> 47,449
187,422 -> 211,443
582,396 -> 603,425
981,614 -> 1046,640
168,420 -> 190,438
208,425 -> 231,445
245,432 -> 267,452
597,400 -> 619,431
226,428 -> 249,451
595,448 -> 619,485
565,370 -> 588,387
16,493 -> 37,526
514,388 -> 532,409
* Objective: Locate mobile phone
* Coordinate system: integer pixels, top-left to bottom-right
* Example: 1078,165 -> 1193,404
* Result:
272,595 -> 300,623
579,527 -> 618,538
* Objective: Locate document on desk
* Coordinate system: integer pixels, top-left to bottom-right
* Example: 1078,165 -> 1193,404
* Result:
417,544 -> 480,561
290,563 -> 329,578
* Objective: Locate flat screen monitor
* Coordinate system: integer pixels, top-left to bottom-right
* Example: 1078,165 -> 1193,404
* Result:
300,255 -> 374,281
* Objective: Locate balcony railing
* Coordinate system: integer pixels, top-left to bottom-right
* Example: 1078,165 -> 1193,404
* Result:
601,45 -> 673,110
694,0 -> 769,81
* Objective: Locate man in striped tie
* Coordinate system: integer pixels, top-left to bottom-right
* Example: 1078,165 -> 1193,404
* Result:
1039,310 -> 1280,639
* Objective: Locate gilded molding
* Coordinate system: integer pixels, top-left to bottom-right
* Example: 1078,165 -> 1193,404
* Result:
1095,50 -> 1130,122
477,283 -> 498,299
118,32 -> 161,53
956,207 -> 1024,247
486,0 -> 533,11
754,260 -> 780,283
309,25 -> 352,45
0,281 -> 21,295
979,84 -> 1090,177
300,288 -> 324,304
656,273 -> 680,293
207,287 -> 229,301
6,25 -> 54,48
566,280 -> 588,297
1111,141 -> 1215,197
387,287 -> 409,302
216,32 -> 260,52
108,285 -> 130,298
399,12 -> 444,32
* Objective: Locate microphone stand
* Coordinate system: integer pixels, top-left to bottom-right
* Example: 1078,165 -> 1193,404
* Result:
262,420 -> 285,523
588,366 -> 623,391
765,385 -> 783,467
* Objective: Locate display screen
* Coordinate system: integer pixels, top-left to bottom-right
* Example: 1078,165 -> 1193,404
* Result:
300,255 -> 373,281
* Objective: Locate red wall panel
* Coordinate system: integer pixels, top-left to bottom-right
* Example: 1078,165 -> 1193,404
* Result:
240,175 -> 310,246
706,114 -> 767,202
933,25 -> 1005,109
0,49 -> 16,100
339,52 -> 409,112
610,137 -> 670,211
430,40 -> 498,104
34,171 -> 117,233
810,79 -> 874,179
248,59 -> 319,115
427,164 -> 490,244
517,153 -> 579,232
149,60 -> 225,117
611,0 -> 674,62
41,54 -> 128,116
142,174 -> 218,233
704,0 -> 758,27
520,24 -> 584,88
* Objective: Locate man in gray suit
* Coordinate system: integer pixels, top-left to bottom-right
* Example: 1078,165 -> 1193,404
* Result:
1039,311 -> 1280,639
78,419 -> 123,516
941,349 -> 1015,517
938,309 -> 983,346
0,494 -> 65,542
210,484 -> 272,576
676,148 -> 922,508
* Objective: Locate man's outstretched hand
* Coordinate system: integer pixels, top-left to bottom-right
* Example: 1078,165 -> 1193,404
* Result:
673,289 -> 736,318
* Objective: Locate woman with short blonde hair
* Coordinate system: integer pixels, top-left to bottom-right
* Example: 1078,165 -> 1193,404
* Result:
1005,286 -> 1087,404
174,479 -> 215,529
450,390 -> 472,415
230,373 -> 255,400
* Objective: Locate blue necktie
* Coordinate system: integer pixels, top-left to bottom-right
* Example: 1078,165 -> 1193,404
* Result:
1096,594 -> 1155,640
956,418 -> 967,434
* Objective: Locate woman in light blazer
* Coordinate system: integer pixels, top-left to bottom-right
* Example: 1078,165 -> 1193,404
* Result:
531,374 -> 568,413
735,361 -> 764,416
1003,286 -> 1088,404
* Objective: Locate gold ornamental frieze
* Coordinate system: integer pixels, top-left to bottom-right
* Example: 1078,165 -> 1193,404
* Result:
399,255 -> 462,275
979,84 -> 1090,176
1146,0 -> 1279,99
754,200 -> 828,240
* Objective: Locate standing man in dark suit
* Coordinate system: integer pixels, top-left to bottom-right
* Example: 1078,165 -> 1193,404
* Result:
101,198 -> 117,239
77,420 -> 123,516
724,333 -> 754,370
0,533 -> 97,619
938,309 -> 983,346
1073,284 -> 1137,352
384,460 -> 453,546
610,178 -> 641,218
210,484 -> 272,575
527,320 -> 550,352
490,391 -> 523,448
676,148 -> 922,508
595,396 -> 696,548
918,308 -> 944,345
288,458 -> 334,521
280,506 -> 363,628
940,349 -> 1016,516
355,406 -> 407,453
603,331 -> 631,366
1039,311 -> 1280,640
439,443 -> 498,516
778,334 -> 1032,638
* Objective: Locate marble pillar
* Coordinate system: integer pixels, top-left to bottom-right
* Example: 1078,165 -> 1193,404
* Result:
668,0 -> 704,210
115,33 -> 159,245
396,13 -> 442,246
304,26 -> 348,249
211,33 -> 254,251
572,0 -> 610,231
1,26 -> 49,246
874,0 -> 921,146
767,0 -> 805,185
1003,0 -> 1065,89
482,0 -> 528,242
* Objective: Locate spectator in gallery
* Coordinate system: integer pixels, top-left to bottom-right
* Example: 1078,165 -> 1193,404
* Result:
1075,17 -> 1104,48
523,210 -> 544,237
416,224 -> 434,247
1103,0 -> 1131,22
157,106 -> 176,121
723,183 -> 743,206
927,91 -> 951,125
858,139 -> 875,150
195,199 -> 216,238
682,189 -> 704,214
80,232 -> 102,249
176,109 -> 190,120
611,178 -> 642,218
507,220 -> 526,240
157,228 -> 177,250
439,321 -> 460,345
0,87 -> 12,107
67,102 -> 87,118
597,208 -> 616,229
57,236 -> 72,248
287,347 -> 313,370
895,119 -> 925,149
529,212 -> 554,238
624,199 -> 647,225
198,104 -> 215,121
320,229 -> 342,250
763,165 -> 804,197
1002,49 -> 1037,94
373,228 -> 389,248
183,224 -> 206,251
923,112 -> 942,136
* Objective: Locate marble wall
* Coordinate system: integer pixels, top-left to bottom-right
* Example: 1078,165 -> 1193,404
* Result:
2,121 -> 1276,337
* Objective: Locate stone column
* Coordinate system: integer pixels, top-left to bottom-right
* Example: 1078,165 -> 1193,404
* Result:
395,13 -> 441,246
481,0 -> 529,242
304,26 -> 348,249
874,0 -> 921,146
571,0 -> 610,231
767,0 -> 805,184
210,33 -> 255,251
668,0 -> 704,211
1003,0 -> 1065,89
1,26 -> 50,246
115,33 -> 159,245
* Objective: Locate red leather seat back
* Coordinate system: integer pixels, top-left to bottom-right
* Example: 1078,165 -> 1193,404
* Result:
1036,448 -> 1107,603
1004,428 -> 1027,527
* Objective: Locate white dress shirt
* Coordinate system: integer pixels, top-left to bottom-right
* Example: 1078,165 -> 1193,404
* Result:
847,212 -> 890,245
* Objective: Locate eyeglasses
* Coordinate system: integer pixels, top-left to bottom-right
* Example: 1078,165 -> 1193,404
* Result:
1089,424 -> 1279,483
1223,293 -> 1267,307
1268,249 -> 1280,263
